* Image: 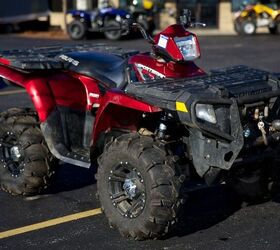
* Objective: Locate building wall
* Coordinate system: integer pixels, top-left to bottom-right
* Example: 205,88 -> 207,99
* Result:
49,0 -> 234,32
219,0 -> 234,32
159,2 -> 176,30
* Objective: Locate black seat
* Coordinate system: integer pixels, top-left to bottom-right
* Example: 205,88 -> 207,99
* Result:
59,51 -> 128,89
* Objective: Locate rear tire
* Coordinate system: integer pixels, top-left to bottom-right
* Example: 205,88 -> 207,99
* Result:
268,22 -> 280,35
0,108 -> 56,196
67,20 -> 87,40
96,133 -> 184,240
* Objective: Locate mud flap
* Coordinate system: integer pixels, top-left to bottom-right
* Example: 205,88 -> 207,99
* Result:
40,107 -> 91,168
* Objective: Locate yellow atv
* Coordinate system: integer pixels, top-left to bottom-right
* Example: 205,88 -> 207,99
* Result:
234,2 -> 280,35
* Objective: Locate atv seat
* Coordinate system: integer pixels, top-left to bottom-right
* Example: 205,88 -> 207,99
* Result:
60,51 -> 129,89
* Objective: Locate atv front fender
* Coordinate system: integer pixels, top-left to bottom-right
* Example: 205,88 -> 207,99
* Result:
92,90 -> 161,145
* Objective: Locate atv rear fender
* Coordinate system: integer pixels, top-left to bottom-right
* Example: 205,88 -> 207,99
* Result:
0,64 -> 161,167
0,64 -> 88,121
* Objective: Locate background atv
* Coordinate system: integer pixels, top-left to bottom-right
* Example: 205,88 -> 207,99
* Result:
0,10 -> 280,241
125,0 -> 156,34
67,6 -> 131,40
234,1 -> 280,35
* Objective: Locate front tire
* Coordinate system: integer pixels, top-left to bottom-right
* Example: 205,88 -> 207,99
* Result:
241,20 -> 256,35
96,133 -> 183,240
104,20 -> 122,40
268,22 -> 280,35
0,108 -> 56,196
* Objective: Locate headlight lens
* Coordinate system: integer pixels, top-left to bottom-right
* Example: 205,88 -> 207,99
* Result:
174,35 -> 200,61
195,104 -> 217,124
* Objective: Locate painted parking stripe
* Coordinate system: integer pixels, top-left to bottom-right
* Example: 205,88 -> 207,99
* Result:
0,208 -> 102,239
0,89 -> 26,96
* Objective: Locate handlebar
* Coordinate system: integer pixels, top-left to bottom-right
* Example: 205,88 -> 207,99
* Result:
180,9 -> 206,29
99,19 -> 155,44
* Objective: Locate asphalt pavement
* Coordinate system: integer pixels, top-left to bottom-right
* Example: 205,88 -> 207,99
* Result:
0,33 -> 280,250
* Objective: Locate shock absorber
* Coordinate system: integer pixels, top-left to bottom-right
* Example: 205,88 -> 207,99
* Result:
157,114 -> 168,139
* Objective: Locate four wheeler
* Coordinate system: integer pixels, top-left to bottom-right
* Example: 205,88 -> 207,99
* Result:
1,10 -> 280,240
67,3 -> 131,40
125,0 -> 156,34
234,1 -> 280,35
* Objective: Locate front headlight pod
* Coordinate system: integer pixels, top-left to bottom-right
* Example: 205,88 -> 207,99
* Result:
174,35 -> 200,61
195,104 -> 217,124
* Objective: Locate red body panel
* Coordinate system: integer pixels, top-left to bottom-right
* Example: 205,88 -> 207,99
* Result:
130,53 -> 205,81
0,23 -> 207,146
73,74 -> 102,110
23,74 -> 88,121
0,63 -> 28,87
92,89 -> 161,143
0,63 -> 161,143
47,74 -> 87,111
0,66 -> 88,121
25,78 -> 57,121
153,24 -> 201,62
0,58 -> 11,66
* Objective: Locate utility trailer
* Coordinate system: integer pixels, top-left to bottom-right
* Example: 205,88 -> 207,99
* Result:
0,0 -> 49,33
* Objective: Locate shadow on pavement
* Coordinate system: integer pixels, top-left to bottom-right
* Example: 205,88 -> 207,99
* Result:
164,184 -> 243,239
45,163 -> 97,194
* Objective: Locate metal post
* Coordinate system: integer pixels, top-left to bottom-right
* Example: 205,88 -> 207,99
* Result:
62,0 -> 67,32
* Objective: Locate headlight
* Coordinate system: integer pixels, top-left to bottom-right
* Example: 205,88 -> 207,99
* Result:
174,35 -> 200,61
195,104 -> 217,124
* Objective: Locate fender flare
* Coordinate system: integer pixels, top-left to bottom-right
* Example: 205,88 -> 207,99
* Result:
92,90 -> 161,145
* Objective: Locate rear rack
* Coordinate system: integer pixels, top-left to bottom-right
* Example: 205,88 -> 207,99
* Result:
0,44 -> 138,70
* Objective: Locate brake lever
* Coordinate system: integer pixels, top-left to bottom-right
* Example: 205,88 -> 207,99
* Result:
131,23 -> 154,44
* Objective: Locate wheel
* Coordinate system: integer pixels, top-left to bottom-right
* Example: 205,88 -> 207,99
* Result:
241,20 -> 256,35
96,133 -> 184,240
234,20 -> 242,35
268,22 -> 280,35
226,162 -> 277,203
0,108 -> 56,196
67,20 -> 87,40
104,20 -> 122,40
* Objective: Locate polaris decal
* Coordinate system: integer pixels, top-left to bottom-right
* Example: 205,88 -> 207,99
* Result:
59,55 -> 80,66
135,63 -> 165,80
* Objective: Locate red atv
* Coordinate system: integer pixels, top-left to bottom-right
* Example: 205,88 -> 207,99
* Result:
0,10 -> 280,240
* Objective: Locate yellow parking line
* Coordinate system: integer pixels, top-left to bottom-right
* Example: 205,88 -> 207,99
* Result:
0,208 -> 102,239
0,89 -> 26,96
